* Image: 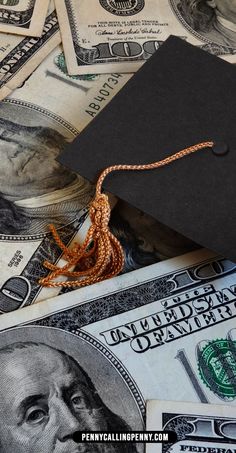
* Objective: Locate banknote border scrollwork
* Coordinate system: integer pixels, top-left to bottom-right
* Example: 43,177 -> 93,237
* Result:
65,0 -> 79,45
0,0 -> 35,28
34,255 -> 236,330
0,11 -> 59,89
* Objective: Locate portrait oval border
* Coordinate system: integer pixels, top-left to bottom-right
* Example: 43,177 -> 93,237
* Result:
3,98 -> 79,136
169,0 -> 235,53
0,98 -> 80,242
72,327 -> 146,418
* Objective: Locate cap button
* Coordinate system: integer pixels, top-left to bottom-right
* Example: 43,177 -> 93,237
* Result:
212,142 -> 229,156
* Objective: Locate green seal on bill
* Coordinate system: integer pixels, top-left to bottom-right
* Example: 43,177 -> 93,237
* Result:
198,338 -> 236,401
55,53 -> 99,81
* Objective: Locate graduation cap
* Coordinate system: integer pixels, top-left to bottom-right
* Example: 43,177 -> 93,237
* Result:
40,36 -> 235,289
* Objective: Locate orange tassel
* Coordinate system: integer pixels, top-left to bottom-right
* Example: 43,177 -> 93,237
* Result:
39,141 -> 214,289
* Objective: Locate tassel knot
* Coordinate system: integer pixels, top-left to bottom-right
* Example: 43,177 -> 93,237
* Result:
39,190 -> 125,289
90,194 -> 110,231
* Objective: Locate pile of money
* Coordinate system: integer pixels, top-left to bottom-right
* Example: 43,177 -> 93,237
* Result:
0,1 -> 235,452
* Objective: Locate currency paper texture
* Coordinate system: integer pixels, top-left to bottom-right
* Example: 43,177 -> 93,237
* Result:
0,44 -> 131,311
55,0 -> 236,75
146,400 -> 236,453
0,0 -> 50,37
0,249 -> 236,451
0,10 -> 61,100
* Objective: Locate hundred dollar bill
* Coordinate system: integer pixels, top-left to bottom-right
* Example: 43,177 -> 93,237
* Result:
0,10 -> 61,100
0,249 -> 236,452
146,400 -> 236,453
0,44 -> 132,312
55,0 -> 236,75
0,0 -> 50,37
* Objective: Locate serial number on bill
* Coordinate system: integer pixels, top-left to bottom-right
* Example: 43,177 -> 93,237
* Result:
85,73 -> 124,118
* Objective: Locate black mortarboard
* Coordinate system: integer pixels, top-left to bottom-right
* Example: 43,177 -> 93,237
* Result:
58,36 -> 236,263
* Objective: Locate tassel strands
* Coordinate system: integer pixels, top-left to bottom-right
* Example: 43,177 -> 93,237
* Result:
39,193 -> 125,288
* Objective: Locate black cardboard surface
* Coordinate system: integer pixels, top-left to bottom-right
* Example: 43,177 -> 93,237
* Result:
58,36 -> 236,262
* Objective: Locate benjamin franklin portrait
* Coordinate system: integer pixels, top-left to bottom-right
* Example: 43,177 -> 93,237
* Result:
0,111 -> 93,236
0,339 -> 139,453
175,0 -> 236,48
